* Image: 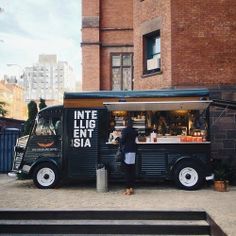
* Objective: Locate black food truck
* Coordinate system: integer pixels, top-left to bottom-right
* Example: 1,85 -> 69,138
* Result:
11,89 -> 214,190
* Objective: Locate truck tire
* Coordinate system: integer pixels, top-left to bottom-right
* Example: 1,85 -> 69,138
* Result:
33,163 -> 60,189
173,160 -> 204,190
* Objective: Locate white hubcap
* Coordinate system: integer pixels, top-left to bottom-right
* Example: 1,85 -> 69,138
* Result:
179,167 -> 198,187
37,167 -> 55,187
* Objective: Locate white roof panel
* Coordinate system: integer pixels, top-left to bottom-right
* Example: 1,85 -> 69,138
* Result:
103,100 -> 212,111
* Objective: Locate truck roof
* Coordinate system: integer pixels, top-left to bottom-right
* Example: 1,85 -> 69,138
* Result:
38,105 -> 63,116
64,88 -> 209,99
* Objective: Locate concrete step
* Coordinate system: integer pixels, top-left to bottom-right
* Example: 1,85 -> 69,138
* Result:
0,219 -> 209,225
0,210 -> 213,235
0,209 -> 207,220
0,226 -> 210,235
0,235 -> 211,236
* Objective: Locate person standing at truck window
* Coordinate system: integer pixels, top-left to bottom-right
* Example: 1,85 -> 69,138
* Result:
120,117 -> 138,195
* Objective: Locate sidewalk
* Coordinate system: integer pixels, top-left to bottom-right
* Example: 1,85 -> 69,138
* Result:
0,174 -> 235,235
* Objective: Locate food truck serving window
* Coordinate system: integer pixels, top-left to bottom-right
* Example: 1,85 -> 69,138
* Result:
103,100 -> 212,111
105,100 -> 212,143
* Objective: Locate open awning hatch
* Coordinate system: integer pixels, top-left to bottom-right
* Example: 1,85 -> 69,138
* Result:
103,100 -> 212,111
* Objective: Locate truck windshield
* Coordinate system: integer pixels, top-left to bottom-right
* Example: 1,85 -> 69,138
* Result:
34,117 -> 58,136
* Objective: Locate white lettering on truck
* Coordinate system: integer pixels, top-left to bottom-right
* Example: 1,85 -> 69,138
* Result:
72,110 -> 97,148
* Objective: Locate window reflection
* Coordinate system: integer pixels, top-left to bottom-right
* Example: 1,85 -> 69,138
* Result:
35,117 -> 57,136
111,53 -> 133,91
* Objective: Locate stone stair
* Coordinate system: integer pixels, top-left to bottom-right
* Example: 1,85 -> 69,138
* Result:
0,210 -> 226,235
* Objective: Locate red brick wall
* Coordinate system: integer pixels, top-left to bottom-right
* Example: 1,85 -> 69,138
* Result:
100,0 -> 133,90
171,0 -> 236,87
101,31 -> 133,45
82,45 -> 100,91
100,0 -> 133,28
82,0 -> 100,17
82,0 -> 235,91
82,0 -> 133,91
133,0 -> 172,90
82,0 -> 100,91
82,28 -> 100,42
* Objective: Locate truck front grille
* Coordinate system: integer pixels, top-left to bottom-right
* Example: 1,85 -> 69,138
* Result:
12,151 -> 24,171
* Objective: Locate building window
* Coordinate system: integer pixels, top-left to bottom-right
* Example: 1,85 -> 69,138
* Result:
143,30 -> 161,75
111,53 -> 133,91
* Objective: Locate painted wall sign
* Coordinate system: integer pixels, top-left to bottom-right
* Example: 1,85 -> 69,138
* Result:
71,110 -> 98,148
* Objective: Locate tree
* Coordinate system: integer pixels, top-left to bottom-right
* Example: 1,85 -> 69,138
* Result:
39,98 -> 47,110
0,101 -> 7,117
23,100 -> 38,135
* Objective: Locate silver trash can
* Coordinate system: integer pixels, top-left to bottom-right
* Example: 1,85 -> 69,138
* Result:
96,165 -> 108,192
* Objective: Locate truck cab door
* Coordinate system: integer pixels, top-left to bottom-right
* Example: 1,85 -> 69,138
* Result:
64,109 -> 99,179
23,116 -> 62,166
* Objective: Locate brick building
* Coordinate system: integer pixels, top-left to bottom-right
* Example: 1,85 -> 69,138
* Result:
82,0 -> 235,91
0,80 -> 27,120
82,0 -> 236,163
82,0 -> 133,91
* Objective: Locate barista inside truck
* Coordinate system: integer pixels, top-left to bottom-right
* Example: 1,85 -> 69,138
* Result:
193,110 -> 206,130
153,112 -> 168,135
157,115 -> 168,135
109,129 -> 121,143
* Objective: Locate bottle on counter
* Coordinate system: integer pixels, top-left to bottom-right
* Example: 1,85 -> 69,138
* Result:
151,131 -> 157,142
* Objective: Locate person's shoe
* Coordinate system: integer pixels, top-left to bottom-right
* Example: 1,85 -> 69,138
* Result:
123,188 -> 131,195
129,188 -> 134,194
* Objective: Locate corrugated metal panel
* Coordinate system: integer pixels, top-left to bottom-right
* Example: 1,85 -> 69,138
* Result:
0,131 -> 20,172
100,144 -> 167,179
99,143 -> 211,180
68,148 -> 98,178
99,143 -> 122,179
141,152 -> 166,177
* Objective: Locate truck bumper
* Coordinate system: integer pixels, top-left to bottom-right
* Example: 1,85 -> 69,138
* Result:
7,172 -> 17,178
205,174 -> 214,181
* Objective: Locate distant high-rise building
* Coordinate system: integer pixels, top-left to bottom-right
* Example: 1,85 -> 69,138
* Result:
23,54 -> 75,103
38,54 -> 57,64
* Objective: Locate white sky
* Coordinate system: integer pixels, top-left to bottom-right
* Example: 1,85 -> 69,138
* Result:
0,0 -> 82,81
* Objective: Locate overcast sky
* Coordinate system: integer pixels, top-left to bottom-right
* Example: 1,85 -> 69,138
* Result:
0,0 -> 82,80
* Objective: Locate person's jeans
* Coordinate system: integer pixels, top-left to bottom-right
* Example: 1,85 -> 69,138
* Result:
124,163 -> 135,189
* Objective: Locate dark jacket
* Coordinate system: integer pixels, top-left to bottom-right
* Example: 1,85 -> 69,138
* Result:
120,127 -> 138,153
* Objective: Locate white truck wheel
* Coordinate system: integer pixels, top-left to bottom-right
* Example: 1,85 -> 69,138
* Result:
174,160 -> 204,190
33,163 -> 59,189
